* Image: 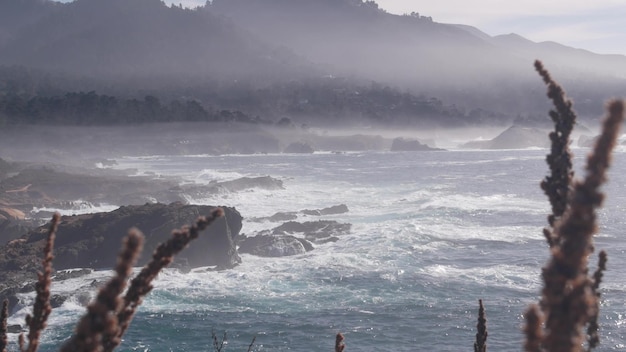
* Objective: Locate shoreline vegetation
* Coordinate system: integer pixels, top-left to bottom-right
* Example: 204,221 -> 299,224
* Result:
0,70 -> 493,129
0,62 -> 624,351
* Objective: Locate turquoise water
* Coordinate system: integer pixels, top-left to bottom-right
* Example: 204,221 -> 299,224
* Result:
9,149 -> 626,351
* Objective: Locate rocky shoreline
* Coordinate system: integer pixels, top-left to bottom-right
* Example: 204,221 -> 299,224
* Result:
0,156 -> 354,322
0,201 -> 352,318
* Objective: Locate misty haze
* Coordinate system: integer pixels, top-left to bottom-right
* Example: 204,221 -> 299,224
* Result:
0,0 -> 625,351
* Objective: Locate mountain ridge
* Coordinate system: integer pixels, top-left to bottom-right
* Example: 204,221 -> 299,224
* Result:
0,0 -> 314,82
1,0 -> 625,125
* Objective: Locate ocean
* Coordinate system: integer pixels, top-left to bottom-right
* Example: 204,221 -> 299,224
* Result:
8,148 -> 626,351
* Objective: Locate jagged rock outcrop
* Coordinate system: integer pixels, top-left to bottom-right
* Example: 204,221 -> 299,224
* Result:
0,163 -> 283,217
390,138 -> 442,151
0,202 -> 242,294
264,212 -> 298,222
238,219 -> 351,257
238,234 -> 313,257
462,125 -> 549,149
301,204 -> 349,216
272,220 -> 351,243
251,204 -> 349,222
0,218 -> 34,244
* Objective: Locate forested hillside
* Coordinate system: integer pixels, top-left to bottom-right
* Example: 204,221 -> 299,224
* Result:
1,0 -> 625,126
1,67 -> 510,127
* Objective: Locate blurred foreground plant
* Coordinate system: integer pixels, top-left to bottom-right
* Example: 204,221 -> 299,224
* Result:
1,208 -> 226,351
523,60 -> 624,352
474,299 -> 487,352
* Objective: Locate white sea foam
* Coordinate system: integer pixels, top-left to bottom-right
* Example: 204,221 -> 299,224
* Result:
193,169 -> 247,183
420,192 -> 546,214
30,201 -> 119,217
424,154 -> 545,167
405,222 -> 542,243
419,264 -> 541,292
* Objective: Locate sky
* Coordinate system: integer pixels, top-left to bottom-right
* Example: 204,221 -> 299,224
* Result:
373,0 -> 626,56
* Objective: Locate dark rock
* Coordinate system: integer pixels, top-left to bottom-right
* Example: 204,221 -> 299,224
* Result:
53,268 -> 94,281
250,211 -> 297,222
0,219 -> 35,245
264,212 -> 298,222
319,204 -> 349,215
0,207 -> 39,245
238,219 -> 349,257
7,324 -> 22,333
76,291 -> 94,306
238,234 -> 313,257
50,294 -> 67,308
0,203 -> 243,292
0,167 -> 178,212
275,117 -> 295,128
284,142 -> 314,154
272,220 -> 351,243
18,283 -> 36,293
252,204 -> 349,222
302,204 -> 349,216
49,203 -> 242,270
166,176 -> 283,204
0,162 -> 279,223
0,287 -> 20,314
270,212 -> 298,221
390,137 -> 442,151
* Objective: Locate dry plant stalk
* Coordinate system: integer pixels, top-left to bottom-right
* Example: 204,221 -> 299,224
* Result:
0,300 -> 8,352
246,336 -> 257,352
21,212 -> 60,352
335,332 -> 345,352
523,305 -> 543,352
586,251 -> 607,350
534,60 -> 577,247
474,299 -> 487,352
542,99 -> 623,351
60,229 -> 144,352
526,96 -> 624,352
212,330 -> 227,352
104,208 -> 225,351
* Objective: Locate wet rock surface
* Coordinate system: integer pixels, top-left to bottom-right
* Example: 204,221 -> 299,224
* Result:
0,203 -> 243,295
238,235 -> 313,257
238,219 -> 351,257
0,156 -> 280,245
251,204 -> 349,222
